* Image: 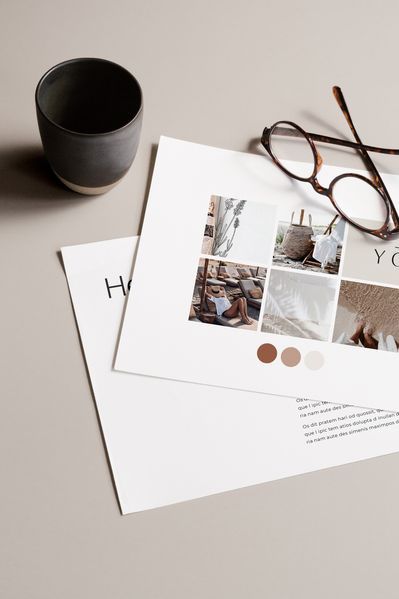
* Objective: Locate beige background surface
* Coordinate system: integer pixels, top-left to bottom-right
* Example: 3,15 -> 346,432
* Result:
2,1 -> 399,597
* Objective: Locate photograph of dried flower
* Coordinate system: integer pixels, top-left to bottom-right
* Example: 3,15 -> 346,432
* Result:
273,209 -> 346,275
188,258 -> 266,331
201,195 -> 276,266
333,280 -> 399,352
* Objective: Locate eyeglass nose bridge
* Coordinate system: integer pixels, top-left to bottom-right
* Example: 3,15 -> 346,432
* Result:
310,176 -> 329,196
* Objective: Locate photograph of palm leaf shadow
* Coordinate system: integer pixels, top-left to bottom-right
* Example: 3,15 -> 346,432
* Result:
262,269 -> 337,341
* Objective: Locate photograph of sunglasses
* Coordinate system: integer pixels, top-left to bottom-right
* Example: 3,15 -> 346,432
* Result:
261,86 -> 399,240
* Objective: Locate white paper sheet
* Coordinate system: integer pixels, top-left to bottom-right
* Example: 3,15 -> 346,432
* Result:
62,237 -> 399,514
115,137 -> 399,411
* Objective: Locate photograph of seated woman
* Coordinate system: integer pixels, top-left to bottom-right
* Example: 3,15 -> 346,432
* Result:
189,259 -> 263,330
206,286 -> 253,325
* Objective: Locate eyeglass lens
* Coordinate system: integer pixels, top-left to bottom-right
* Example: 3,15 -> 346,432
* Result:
331,176 -> 388,229
269,122 -> 315,180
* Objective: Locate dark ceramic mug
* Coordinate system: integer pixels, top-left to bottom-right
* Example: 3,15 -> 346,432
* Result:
35,58 -> 143,194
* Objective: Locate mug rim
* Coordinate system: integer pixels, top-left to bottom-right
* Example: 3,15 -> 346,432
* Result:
35,57 -> 143,137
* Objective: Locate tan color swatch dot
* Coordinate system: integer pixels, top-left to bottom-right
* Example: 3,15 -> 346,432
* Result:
281,347 -> 301,367
305,351 -> 325,370
257,343 -> 278,364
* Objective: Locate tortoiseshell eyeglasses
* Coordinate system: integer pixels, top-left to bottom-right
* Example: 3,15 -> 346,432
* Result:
261,86 -> 399,240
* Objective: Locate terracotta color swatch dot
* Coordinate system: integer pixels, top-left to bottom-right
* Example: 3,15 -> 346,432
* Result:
257,343 -> 278,364
305,351 -> 325,370
281,347 -> 301,367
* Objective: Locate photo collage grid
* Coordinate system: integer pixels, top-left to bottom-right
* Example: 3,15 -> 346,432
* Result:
188,195 -> 399,353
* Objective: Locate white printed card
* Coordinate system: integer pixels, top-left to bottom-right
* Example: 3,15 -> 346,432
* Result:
116,137 -> 399,412
63,237 -> 399,514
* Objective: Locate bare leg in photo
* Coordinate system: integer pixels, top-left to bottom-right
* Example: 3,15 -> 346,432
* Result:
350,320 -> 365,345
350,321 -> 379,350
363,325 -> 378,350
241,298 -> 253,323
223,298 -> 253,325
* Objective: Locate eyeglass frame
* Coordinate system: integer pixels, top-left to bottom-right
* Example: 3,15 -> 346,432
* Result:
261,86 -> 399,240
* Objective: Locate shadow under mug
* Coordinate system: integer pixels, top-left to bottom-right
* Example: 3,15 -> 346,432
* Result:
35,57 -> 143,195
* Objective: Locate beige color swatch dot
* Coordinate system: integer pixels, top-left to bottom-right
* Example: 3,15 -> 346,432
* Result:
304,351 -> 325,370
281,347 -> 301,367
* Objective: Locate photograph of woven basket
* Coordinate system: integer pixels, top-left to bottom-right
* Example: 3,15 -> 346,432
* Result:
281,209 -> 313,260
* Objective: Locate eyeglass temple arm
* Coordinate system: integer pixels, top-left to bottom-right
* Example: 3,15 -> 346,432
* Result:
266,125 -> 399,155
333,85 -> 399,229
